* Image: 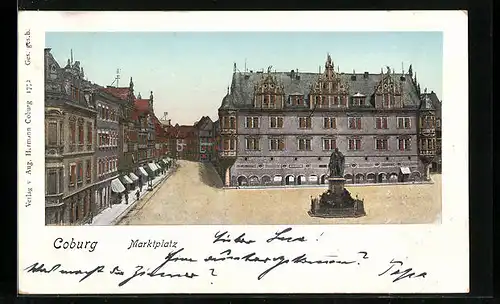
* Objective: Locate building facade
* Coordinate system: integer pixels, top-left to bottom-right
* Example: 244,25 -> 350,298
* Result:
168,124 -> 199,161
103,79 -> 139,182
93,89 -> 123,210
195,116 -> 215,162
45,48 -> 97,224
422,91 -> 442,173
217,55 -> 437,187
133,92 -> 156,166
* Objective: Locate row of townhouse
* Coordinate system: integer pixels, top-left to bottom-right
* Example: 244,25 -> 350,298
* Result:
44,48 -> 172,225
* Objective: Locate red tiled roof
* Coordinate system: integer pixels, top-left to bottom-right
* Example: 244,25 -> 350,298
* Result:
131,99 -> 151,120
164,125 -> 197,139
101,87 -> 134,101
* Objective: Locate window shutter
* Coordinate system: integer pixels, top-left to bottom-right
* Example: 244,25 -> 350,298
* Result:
355,139 -> 361,150
383,118 -> 388,129
356,118 -> 361,129
349,140 -> 353,150
376,118 -> 381,129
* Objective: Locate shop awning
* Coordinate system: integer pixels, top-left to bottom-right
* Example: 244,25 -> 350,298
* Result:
400,167 -> 411,175
138,167 -> 149,177
121,175 -> 133,184
148,163 -> 158,172
110,178 -> 126,193
129,173 -> 139,181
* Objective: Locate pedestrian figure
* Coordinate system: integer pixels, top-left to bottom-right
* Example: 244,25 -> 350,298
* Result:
135,189 -> 140,200
125,192 -> 129,205
139,184 -> 143,192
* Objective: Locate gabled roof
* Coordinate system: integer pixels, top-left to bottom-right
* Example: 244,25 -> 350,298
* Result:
102,87 -> 134,101
220,70 -> 421,109
422,91 -> 441,110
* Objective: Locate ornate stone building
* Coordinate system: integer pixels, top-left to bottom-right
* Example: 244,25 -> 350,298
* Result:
422,91 -> 442,173
102,79 -> 139,191
93,88 -> 125,210
132,92 -> 159,181
216,54 -> 437,187
44,49 -> 97,224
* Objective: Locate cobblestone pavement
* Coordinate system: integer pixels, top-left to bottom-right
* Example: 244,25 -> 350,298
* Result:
119,160 -> 442,225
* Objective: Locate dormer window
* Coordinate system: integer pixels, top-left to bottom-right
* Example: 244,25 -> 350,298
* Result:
290,95 -> 304,106
351,92 -> 366,106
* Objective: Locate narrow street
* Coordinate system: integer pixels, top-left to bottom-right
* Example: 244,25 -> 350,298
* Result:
118,160 -> 442,225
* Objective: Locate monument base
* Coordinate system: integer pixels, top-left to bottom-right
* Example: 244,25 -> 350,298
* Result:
308,177 -> 366,218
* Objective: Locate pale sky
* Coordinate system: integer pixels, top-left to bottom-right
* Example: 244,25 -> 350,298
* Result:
46,32 -> 443,125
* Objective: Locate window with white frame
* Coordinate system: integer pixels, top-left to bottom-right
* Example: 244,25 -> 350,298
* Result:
348,117 -> 362,129
298,117 -> 312,129
397,117 -> 411,129
269,116 -> 284,128
245,137 -> 260,150
297,138 -> 312,151
375,117 -> 388,129
269,138 -> 285,151
223,138 -> 236,150
322,138 -> 336,150
245,116 -> 259,128
375,138 -> 389,150
398,137 -> 411,151
323,117 -> 336,129
348,138 -> 361,150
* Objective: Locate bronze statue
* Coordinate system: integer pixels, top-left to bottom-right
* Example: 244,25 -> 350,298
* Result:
328,148 -> 345,177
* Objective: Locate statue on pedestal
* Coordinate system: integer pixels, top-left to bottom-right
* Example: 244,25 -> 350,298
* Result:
328,148 -> 345,178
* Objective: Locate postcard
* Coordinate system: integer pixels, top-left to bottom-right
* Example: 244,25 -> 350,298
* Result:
18,11 -> 469,294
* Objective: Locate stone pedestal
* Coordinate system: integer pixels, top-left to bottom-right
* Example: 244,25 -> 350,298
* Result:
308,176 -> 366,218
328,177 -> 346,194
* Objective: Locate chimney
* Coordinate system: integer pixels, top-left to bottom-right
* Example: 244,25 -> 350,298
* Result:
363,72 -> 369,79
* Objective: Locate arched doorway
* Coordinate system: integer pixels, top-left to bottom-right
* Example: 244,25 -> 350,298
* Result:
274,175 -> 283,185
411,171 -> 421,182
297,175 -> 305,185
285,175 -> 295,185
344,174 -> 353,184
355,173 -> 365,184
366,173 -> 376,183
237,175 -> 248,186
320,174 -> 327,184
378,172 -> 387,183
389,173 -> 398,183
262,175 -> 271,185
309,175 -> 318,184
248,175 -> 260,186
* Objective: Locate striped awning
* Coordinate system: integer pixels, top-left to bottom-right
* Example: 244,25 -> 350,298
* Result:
110,178 -> 126,193
121,175 -> 133,184
148,163 -> 158,172
138,167 -> 149,177
129,173 -> 139,181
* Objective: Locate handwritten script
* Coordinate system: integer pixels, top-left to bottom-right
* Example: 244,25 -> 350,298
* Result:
23,227 -> 427,287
